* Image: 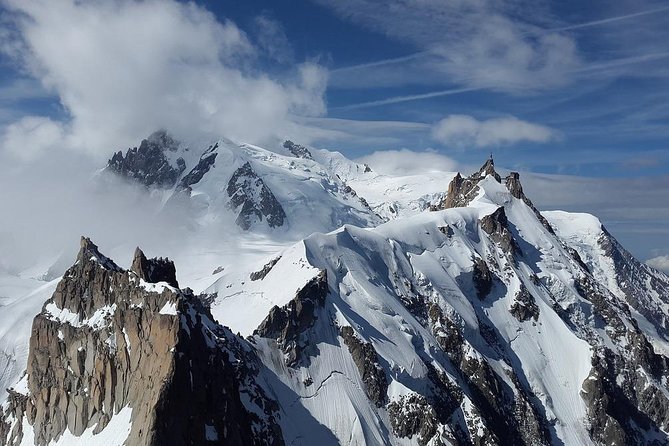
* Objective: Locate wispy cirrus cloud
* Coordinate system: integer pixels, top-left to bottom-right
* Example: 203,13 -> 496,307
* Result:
319,0 -> 580,93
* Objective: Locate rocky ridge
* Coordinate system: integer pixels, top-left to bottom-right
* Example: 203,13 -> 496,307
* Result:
107,130 -> 186,188
0,238 -> 283,446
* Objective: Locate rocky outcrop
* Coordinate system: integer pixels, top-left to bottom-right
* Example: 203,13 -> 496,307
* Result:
480,207 -> 519,255
581,347 -> 669,446
226,162 -> 286,230
130,246 -> 179,288
250,256 -> 281,281
598,227 -> 669,340
283,140 -> 312,159
510,284 -> 539,322
340,326 -> 388,406
179,143 -> 218,189
107,130 -> 186,188
388,394 -> 439,446
432,160 -> 556,237
254,271 -> 328,366
472,256 -> 493,299
432,157 -> 501,210
0,238 -> 283,446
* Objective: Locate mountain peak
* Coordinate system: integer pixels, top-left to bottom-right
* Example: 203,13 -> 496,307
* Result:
107,130 -> 187,188
77,236 -> 122,271
130,246 -> 179,288
475,155 -> 501,182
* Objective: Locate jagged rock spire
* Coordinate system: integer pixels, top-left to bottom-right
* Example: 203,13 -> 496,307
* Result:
476,157 -> 501,181
131,247 -> 179,288
76,236 -> 122,271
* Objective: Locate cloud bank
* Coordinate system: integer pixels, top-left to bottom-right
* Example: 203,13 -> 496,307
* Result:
356,149 -> 459,175
431,115 -> 556,148
646,256 -> 669,274
0,0 -> 327,159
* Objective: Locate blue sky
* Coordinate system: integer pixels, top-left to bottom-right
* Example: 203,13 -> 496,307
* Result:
0,0 -> 667,263
1,0 -> 668,177
206,0 -> 669,177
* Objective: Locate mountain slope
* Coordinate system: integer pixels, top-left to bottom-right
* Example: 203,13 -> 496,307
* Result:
1,146 -> 669,445
209,160 -> 669,445
106,132 -> 382,235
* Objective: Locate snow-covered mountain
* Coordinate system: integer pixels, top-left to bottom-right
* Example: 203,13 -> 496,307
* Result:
2,135 -> 669,445
106,131 -> 382,235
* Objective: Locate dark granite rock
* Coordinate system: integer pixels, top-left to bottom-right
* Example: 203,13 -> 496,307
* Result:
509,284 -> 539,322
130,247 -> 179,288
107,130 -> 186,188
472,256 -> 493,300
283,140 -> 312,159
250,256 -> 282,281
254,270 -> 328,366
388,395 -> 438,446
480,207 -> 519,255
179,143 -> 218,189
226,162 -> 286,230
340,326 -> 388,406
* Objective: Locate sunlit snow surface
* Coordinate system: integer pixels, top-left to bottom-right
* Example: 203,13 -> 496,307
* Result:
211,176 -> 597,445
2,141 -> 668,445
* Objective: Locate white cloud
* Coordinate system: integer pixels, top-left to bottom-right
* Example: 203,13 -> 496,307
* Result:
1,116 -> 65,160
646,255 -> 669,273
431,114 -> 556,148
253,13 -> 294,63
356,149 -> 458,175
0,0 -> 327,159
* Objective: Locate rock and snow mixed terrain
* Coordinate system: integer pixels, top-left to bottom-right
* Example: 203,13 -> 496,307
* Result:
1,131 -> 669,445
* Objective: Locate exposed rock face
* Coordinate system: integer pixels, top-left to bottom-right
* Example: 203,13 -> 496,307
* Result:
340,326 -> 388,406
283,140 -> 312,159
510,283 -> 540,322
388,394 -> 438,446
249,256 -> 281,281
107,130 -> 186,188
226,162 -> 286,230
0,238 -> 283,446
432,157 -> 501,210
130,247 -> 179,288
480,207 -> 519,254
581,347 -> 669,446
179,143 -> 218,189
504,171 -> 556,235
598,227 -> 669,340
433,160 -> 556,236
254,270 -> 328,366
472,256 -> 493,299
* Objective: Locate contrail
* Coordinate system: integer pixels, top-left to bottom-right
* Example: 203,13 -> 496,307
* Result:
334,87 -> 480,110
332,5 -> 669,75
574,51 -> 669,73
331,50 -> 432,73
550,5 -> 669,32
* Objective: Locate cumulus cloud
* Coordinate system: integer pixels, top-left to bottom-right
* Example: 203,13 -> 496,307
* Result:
1,116 -> 65,160
356,149 -> 458,175
431,114 -> 556,148
0,0 -> 327,160
646,256 -> 669,274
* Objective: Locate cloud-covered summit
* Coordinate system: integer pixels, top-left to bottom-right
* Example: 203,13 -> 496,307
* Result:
0,0 -> 327,159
